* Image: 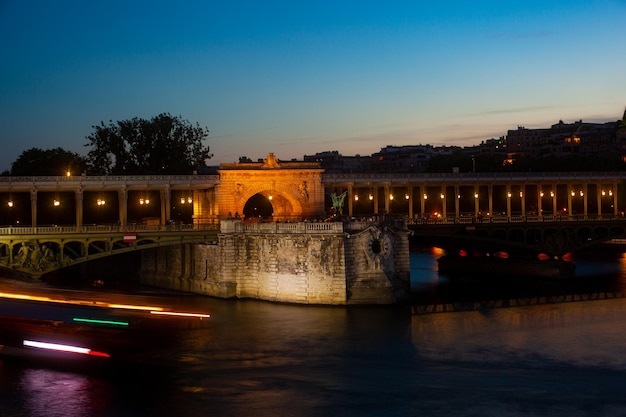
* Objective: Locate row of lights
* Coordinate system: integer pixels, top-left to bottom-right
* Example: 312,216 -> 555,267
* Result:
6,195 -> 194,207
353,189 -> 614,202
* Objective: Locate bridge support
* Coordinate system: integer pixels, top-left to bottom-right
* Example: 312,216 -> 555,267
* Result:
139,219 -> 411,305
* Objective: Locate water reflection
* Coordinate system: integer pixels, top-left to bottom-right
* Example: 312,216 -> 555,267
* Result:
411,298 -> 626,369
3,248 -> 626,416
19,369 -> 106,417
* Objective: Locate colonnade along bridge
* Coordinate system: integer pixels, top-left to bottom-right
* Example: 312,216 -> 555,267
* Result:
1,153 -> 626,277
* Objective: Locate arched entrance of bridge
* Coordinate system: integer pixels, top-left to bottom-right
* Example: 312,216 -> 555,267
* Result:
216,153 -> 325,221
243,193 -> 274,220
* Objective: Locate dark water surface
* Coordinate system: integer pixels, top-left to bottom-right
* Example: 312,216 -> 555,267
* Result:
3,250 -> 626,416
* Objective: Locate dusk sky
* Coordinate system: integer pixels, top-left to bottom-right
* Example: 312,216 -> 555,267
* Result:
1,1 -> 625,173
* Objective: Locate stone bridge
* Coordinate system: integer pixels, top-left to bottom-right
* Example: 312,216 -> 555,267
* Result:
0,225 -> 219,278
409,215 -> 626,258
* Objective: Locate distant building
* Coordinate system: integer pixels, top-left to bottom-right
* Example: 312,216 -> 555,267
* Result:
302,111 -> 626,173
369,145 -> 439,172
506,119 -> 625,162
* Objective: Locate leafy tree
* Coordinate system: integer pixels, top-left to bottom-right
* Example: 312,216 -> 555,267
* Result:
85,113 -> 212,175
11,147 -> 87,176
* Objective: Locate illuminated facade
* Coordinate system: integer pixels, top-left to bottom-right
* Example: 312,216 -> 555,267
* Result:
216,153 -> 325,222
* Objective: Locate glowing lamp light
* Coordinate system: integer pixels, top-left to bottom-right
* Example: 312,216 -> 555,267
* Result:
354,195 -> 359,201
389,194 -> 394,200
23,340 -> 111,358
53,199 -> 60,207
405,194 -> 410,200
7,200 -> 13,207
97,198 -> 106,206
369,194 -> 373,201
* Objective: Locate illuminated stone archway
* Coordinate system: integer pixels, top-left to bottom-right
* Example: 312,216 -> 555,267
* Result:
216,153 -> 326,221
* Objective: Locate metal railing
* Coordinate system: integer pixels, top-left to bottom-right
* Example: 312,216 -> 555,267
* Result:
0,223 -> 219,235
407,214 -> 626,225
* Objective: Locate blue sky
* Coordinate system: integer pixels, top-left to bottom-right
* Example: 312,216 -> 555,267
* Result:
1,1 -> 625,172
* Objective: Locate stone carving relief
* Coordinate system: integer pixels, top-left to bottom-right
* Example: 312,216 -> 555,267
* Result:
10,241 -> 63,272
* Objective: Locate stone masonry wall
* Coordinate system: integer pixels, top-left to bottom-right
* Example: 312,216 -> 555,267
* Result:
139,220 -> 411,305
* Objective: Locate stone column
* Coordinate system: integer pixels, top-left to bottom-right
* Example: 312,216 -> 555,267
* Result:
488,184 -> 493,217
30,189 -> 37,227
552,184 -> 557,216
118,187 -> 127,227
519,184 -> 526,217
161,186 -> 171,225
407,186 -> 413,219
506,185 -> 512,218
75,189 -> 83,227
420,185 -> 426,218
583,183 -> 588,218
440,186 -> 446,219
613,182 -> 619,215
474,185 -> 479,216
454,185 -> 460,218
373,186 -> 379,215
567,184 -> 573,216
597,185 -> 602,217
537,186 -> 543,217
347,184 -> 354,217
384,184 -> 391,215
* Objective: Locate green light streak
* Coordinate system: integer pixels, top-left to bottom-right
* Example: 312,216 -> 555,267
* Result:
73,317 -> 129,326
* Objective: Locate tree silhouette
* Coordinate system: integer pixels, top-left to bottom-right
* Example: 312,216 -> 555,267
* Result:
85,113 -> 212,175
11,147 -> 87,176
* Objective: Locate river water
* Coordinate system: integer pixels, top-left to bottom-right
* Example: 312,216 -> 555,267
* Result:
3,249 -> 626,416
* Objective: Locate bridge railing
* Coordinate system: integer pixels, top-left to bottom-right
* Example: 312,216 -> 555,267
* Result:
0,224 -> 219,235
407,214 -> 626,225
222,220 -> 345,234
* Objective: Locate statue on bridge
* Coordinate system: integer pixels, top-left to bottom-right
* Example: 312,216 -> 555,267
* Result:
331,191 -> 347,216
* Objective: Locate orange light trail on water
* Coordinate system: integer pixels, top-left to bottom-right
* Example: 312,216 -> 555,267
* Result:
0,291 -> 164,312
0,292 -> 211,319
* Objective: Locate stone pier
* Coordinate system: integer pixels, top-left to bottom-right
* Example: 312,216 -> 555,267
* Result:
139,219 -> 411,305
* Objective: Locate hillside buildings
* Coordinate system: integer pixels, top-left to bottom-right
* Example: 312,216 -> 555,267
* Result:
304,115 -> 626,173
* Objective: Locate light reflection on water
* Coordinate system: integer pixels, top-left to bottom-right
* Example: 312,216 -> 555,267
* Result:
3,250 -> 626,416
